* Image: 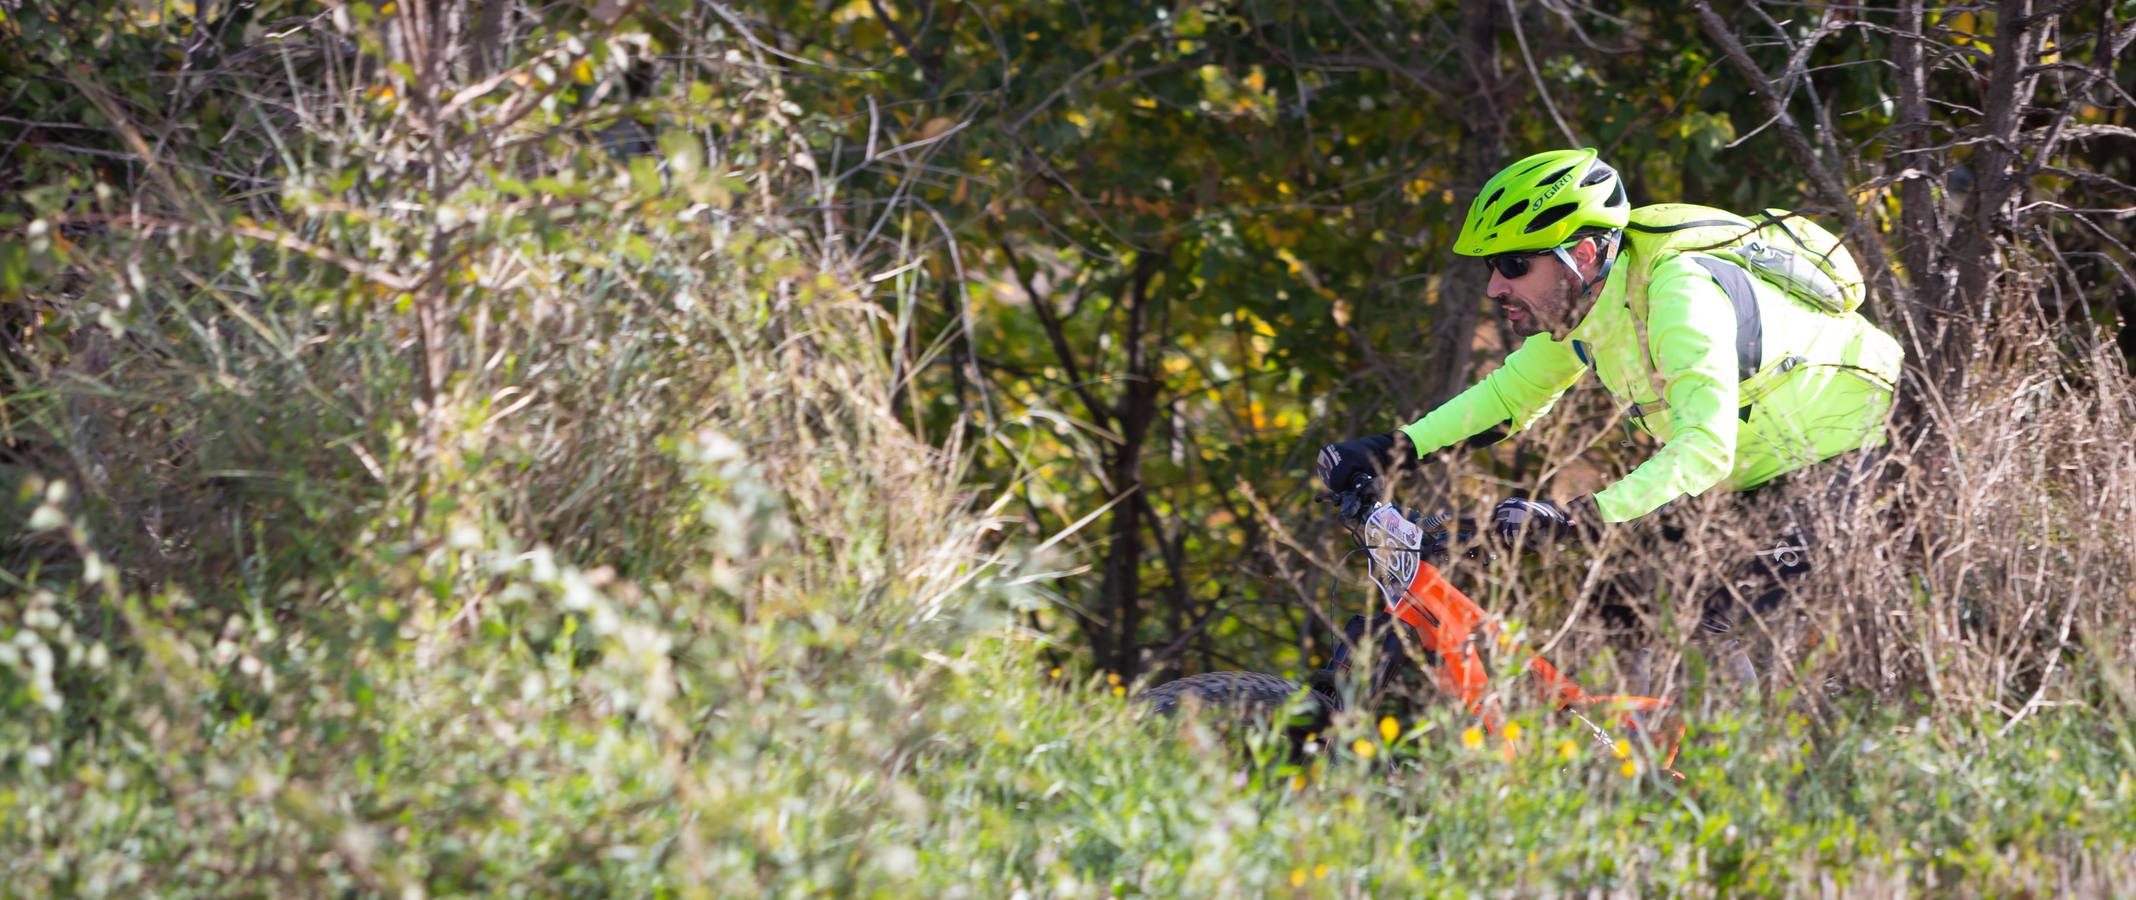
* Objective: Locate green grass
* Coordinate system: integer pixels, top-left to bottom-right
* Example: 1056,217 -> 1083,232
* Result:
10,573 -> 2135,895
6,3 -> 2136,895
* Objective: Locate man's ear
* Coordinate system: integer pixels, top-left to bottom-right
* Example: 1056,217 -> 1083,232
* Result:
1574,237 -> 1603,277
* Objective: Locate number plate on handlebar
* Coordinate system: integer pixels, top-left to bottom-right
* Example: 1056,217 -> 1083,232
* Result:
1361,506 -> 1423,607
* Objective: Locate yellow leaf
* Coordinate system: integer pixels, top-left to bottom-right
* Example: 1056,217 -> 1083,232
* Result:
572,59 -> 595,85
920,116 -> 956,140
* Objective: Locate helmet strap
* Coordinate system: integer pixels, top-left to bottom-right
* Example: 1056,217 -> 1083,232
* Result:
1548,231 -> 1620,338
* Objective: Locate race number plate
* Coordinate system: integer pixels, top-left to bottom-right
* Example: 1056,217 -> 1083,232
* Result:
1361,506 -> 1422,607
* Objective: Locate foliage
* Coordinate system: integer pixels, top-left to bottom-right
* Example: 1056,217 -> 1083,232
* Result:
729,0 -> 2136,685
3,0 -> 2136,894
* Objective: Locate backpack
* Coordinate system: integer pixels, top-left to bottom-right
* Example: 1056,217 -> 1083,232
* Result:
1618,203 -> 1866,317
1604,204 -> 1886,425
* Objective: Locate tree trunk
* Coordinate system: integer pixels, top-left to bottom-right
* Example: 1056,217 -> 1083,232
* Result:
1097,249 -> 1168,679
1945,0 -> 2046,388
1421,0 -> 1509,407
1893,0 -> 1945,354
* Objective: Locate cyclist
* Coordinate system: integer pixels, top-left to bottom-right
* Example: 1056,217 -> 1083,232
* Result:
1315,147 -> 1903,639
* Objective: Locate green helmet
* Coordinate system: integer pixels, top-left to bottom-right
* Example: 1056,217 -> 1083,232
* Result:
1454,148 -> 1630,257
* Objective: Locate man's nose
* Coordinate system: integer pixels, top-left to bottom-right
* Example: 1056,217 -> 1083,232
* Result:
1485,269 -> 1510,299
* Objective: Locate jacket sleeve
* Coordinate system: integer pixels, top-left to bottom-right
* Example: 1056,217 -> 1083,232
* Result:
1592,256 -> 1741,522
1398,335 -> 1585,457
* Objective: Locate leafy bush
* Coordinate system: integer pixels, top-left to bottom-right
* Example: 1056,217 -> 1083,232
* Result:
4,2 -> 2134,895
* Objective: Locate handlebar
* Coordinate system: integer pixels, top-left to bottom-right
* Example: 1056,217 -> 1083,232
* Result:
1318,473 -> 1477,563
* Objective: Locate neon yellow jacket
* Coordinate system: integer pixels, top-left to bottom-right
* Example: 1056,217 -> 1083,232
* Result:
1399,253 -> 1903,522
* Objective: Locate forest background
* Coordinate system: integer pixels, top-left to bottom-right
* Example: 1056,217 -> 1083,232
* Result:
4,0 -> 2136,894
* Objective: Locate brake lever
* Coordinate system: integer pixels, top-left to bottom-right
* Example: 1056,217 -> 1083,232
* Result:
1313,489 -> 1374,526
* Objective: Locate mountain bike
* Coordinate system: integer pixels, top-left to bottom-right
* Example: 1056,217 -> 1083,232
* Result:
1138,475 -> 1681,770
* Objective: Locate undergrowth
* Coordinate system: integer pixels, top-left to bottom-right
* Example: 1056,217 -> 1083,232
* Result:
3,3 -> 2134,895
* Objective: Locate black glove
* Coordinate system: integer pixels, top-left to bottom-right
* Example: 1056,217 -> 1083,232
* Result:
1490,495 -> 1601,547
1315,433 -> 1408,493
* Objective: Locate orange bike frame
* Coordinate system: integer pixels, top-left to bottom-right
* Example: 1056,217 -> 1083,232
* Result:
1385,559 -> 1672,740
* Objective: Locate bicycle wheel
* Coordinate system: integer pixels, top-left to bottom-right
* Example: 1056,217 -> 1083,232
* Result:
1136,671 -> 1336,719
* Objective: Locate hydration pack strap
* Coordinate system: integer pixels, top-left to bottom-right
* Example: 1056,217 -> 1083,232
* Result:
1688,256 -> 1764,384
1622,254 -> 1800,428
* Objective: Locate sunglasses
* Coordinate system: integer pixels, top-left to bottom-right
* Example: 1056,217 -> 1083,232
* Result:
1484,249 -> 1557,279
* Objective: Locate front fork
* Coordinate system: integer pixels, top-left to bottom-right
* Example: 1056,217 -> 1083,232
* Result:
1316,612 -> 1421,711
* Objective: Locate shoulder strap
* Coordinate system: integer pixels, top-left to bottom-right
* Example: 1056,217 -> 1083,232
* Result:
1687,256 -> 1763,384
1623,255 -> 1802,423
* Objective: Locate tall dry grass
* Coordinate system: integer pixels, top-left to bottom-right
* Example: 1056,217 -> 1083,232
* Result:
3,2 -> 2134,894
2,5 -> 1039,892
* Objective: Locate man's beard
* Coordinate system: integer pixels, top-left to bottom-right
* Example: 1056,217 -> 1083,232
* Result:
1506,276 -> 1581,338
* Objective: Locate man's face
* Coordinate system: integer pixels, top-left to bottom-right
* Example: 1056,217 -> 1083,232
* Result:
1485,239 -> 1596,338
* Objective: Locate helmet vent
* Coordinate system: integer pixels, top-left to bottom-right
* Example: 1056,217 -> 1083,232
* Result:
1526,203 -> 1576,234
1495,200 -> 1530,227
1540,165 -> 1575,186
1608,182 -> 1628,208
1580,167 -> 1615,188
1484,187 -> 1505,209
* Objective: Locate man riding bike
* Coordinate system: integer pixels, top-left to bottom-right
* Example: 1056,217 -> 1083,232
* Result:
1316,147 -> 1903,647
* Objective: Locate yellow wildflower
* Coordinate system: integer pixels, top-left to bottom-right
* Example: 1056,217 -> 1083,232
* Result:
1352,738 -> 1376,759
1558,740 -> 1579,761
1379,716 -> 1400,743
1107,673 -> 1121,686
1049,667 -> 1062,679
1289,774 -> 1306,792
1613,739 -> 1632,760
1504,722 -> 1523,743
1290,868 -> 1307,887
1620,758 -> 1639,778
1461,726 -> 1484,749
1111,685 -> 1126,697
1314,864 -> 1329,880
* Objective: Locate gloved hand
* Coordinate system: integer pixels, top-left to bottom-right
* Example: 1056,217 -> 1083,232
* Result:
1315,433 -> 1408,493
1490,495 -> 1601,547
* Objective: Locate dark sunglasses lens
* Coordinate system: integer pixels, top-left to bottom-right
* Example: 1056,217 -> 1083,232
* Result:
1489,254 -> 1531,279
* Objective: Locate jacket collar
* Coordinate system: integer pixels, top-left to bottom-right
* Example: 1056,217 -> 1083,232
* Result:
1556,260 -> 1630,343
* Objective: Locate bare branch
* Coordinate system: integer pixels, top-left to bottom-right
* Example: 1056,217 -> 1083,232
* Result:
1691,1 -> 1911,310
1505,0 -> 1582,147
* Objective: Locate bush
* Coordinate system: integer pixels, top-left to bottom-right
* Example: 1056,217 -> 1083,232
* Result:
5,2 -> 2134,894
